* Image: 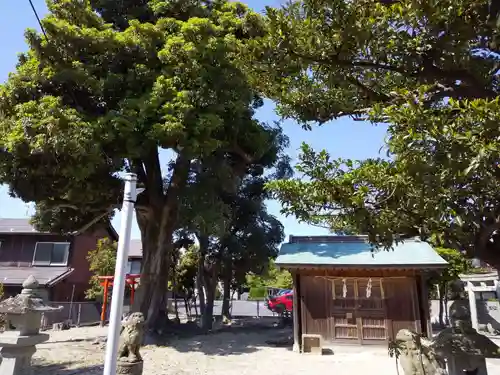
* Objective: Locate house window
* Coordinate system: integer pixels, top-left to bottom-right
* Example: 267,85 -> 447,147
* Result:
33,242 -> 70,266
127,260 -> 141,274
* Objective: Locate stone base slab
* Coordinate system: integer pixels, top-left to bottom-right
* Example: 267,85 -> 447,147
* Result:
116,360 -> 143,375
0,332 -> 49,346
0,345 -> 37,375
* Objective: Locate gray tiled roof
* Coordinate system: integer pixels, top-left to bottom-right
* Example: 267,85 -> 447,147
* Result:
0,266 -> 73,286
128,239 -> 143,258
0,218 -> 141,258
0,218 -> 39,234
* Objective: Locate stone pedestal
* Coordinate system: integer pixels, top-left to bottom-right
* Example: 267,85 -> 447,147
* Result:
431,301 -> 500,375
0,325 -> 51,375
446,355 -> 488,375
116,360 -> 143,375
0,345 -> 36,375
0,276 -> 62,375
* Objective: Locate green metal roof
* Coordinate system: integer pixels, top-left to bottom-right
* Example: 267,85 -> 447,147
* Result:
276,236 -> 448,268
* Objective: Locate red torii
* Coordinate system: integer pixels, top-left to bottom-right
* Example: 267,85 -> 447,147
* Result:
98,274 -> 141,325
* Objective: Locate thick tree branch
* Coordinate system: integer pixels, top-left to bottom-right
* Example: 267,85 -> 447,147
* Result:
165,153 -> 191,221
289,50 -> 497,100
345,76 -> 392,102
130,158 -> 147,185
70,206 -> 116,235
288,50 -> 408,75
231,144 -> 253,164
143,148 -> 164,204
476,216 -> 500,253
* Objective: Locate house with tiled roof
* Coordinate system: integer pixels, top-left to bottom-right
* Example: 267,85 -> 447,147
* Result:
0,218 -> 118,301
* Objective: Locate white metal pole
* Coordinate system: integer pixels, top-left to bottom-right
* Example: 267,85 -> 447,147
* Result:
103,173 -> 137,375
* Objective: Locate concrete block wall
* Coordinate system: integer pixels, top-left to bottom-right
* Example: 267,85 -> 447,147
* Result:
430,299 -> 500,329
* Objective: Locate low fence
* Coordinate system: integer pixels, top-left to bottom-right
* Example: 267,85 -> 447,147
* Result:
40,298 -> 281,330
41,301 -> 102,330
171,299 -> 279,319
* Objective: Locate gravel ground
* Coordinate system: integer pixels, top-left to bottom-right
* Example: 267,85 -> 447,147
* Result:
32,325 -> 500,375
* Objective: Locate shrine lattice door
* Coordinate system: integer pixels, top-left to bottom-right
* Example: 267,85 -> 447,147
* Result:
331,278 -> 387,343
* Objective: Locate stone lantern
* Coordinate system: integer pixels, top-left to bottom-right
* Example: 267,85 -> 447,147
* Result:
430,300 -> 500,375
0,275 -> 62,375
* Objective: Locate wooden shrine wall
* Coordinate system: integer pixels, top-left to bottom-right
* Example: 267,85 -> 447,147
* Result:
298,270 -> 422,344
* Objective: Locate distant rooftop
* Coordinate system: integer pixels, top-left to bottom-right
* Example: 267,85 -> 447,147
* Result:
0,266 -> 73,286
0,219 -> 141,257
0,218 -> 40,234
0,218 -> 119,241
276,235 -> 447,269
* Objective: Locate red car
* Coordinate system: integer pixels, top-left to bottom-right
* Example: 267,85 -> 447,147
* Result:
266,291 -> 293,314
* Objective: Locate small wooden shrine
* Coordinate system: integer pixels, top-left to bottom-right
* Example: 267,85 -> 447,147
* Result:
275,235 -> 447,348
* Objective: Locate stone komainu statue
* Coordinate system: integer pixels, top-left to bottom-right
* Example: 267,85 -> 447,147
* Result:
396,329 -> 447,375
117,312 -> 145,363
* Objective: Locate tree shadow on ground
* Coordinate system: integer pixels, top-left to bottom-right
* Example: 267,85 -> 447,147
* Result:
157,320 -> 294,356
42,336 -> 105,345
33,362 -> 103,375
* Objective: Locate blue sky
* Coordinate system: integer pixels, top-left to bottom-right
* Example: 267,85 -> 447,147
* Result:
0,0 -> 388,240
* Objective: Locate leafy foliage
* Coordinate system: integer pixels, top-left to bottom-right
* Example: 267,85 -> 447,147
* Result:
429,247 -> 471,325
85,237 -> 117,299
247,0 -> 500,124
249,0 -> 500,267
172,245 -> 199,298
248,286 -> 268,300
246,259 -> 292,290
174,118 -> 290,328
0,0 -> 279,319
433,248 -> 471,286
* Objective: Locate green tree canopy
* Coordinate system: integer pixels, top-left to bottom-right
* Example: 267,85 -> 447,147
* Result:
0,0 -> 273,321
245,0 -> 500,267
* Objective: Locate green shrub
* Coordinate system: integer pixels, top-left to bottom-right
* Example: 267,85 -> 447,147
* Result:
248,286 -> 267,300
215,287 -> 222,300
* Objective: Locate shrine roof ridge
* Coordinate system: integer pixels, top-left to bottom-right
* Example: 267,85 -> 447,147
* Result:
277,235 -> 447,269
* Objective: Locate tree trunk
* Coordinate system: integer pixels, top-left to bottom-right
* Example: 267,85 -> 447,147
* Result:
183,296 -> 190,319
196,254 -> 206,314
193,295 -> 198,318
131,153 -> 190,330
201,265 -> 218,331
174,292 -> 180,322
131,224 -> 171,323
171,259 -> 180,323
444,283 -> 449,326
202,277 -> 217,331
438,282 -> 446,327
221,266 -> 232,322
198,235 -> 218,331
